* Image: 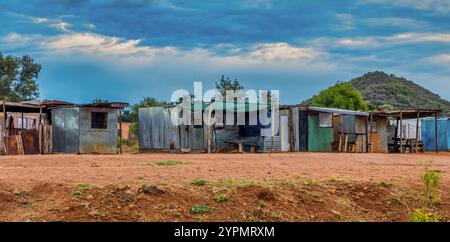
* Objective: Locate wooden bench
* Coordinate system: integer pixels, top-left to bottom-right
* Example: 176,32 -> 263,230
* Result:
224,140 -> 258,153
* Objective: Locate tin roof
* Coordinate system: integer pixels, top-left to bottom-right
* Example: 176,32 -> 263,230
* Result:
307,106 -> 370,116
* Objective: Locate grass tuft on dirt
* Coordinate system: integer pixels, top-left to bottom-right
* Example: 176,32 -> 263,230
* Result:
190,204 -> 211,214
150,161 -> 191,166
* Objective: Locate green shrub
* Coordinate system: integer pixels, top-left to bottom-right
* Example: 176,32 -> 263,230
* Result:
75,183 -> 92,191
410,209 -> 441,222
421,162 -> 442,205
192,179 -> 208,186
190,204 -> 211,214
214,194 -> 228,202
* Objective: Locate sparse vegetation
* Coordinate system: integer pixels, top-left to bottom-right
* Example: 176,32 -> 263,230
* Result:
190,204 -> 211,214
420,161 -> 442,205
152,161 -> 191,166
72,183 -> 92,196
214,193 -> 228,202
410,209 -> 441,222
75,183 -> 92,191
192,179 -> 208,185
213,179 -> 272,187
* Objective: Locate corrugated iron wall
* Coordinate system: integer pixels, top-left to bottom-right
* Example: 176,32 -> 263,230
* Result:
139,107 -> 180,151
370,117 -> 388,153
52,107 -> 80,153
290,107 -> 300,151
78,107 -> 118,154
421,119 -> 448,152
448,119 -> 450,151
280,116 -> 289,152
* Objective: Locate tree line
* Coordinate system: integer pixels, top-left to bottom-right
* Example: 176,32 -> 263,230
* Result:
1,52 -> 373,125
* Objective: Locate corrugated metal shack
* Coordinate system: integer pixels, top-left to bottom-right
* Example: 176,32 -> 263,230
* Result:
290,106 -> 371,153
138,105 -> 207,152
138,101 -> 280,153
52,102 -> 128,154
421,118 -> 449,152
0,100 -> 74,155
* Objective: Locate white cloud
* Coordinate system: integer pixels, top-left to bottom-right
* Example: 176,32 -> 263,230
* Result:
359,0 -> 450,13
426,54 -> 450,66
1,32 -> 32,43
247,43 -> 324,62
309,32 -> 450,49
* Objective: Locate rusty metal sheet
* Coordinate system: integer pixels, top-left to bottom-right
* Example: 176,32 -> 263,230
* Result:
20,129 -> 39,154
5,135 -> 21,155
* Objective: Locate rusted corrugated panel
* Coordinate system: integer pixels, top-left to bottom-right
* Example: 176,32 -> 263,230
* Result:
20,129 -> 39,154
371,117 -> 388,153
5,136 -> 21,155
291,107 -> 299,151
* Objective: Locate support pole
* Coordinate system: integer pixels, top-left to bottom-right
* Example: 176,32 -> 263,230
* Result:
2,100 -> 6,154
119,108 -> 122,154
365,115 -> 369,153
400,110 -> 403,153
435,112 -> 439,153
38,105 -> 43,154
415,111 -> 420,153
338,114 -> 343,152
370,113 -> 374,153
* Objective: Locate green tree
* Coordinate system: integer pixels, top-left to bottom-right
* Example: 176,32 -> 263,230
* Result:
215,75 -> 244,99
130,97 -> 168,135
311,82 -> 368,111
0,52 -> 41,101
91,98 -> 109,104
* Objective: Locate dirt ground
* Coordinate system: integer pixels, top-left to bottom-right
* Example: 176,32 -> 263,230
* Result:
0,152 -> 449,222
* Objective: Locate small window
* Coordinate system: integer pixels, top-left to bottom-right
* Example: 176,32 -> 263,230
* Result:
319,112 -> 333,128
91,112 -> 108,129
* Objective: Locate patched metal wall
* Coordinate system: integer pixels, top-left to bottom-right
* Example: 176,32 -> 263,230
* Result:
308,113 -> 334,152
52,107 -> 80,153
139,107 -> 180,151
79,107 -> 118,154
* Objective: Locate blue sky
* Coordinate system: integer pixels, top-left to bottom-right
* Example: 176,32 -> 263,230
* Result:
1,0 -> 450,104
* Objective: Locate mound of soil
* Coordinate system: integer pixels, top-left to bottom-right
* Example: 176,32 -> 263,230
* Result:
0,180 -> 448,222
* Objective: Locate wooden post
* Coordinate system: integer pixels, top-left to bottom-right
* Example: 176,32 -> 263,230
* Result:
370,113 -> 374,153
1,100 -> 6,154
435,112 -> 439,153
118,108 -> 122,154
365,115 -> 369,153
338,114 -> 343,152
344,134 -> 349,152
38,105 -> 43,154
415,111 -> 420,153
400,110 -> 403,153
